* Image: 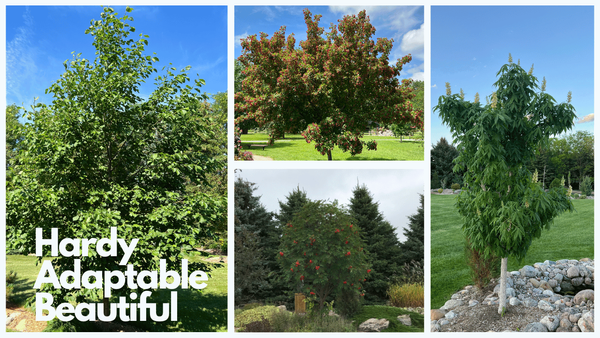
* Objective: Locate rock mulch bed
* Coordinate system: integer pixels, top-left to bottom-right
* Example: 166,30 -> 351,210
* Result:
432,259 -> 594,332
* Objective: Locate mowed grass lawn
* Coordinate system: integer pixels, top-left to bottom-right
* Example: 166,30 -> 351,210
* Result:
431,194 -> 594,309
239,133 -> 424,161
6,254 -> 227,332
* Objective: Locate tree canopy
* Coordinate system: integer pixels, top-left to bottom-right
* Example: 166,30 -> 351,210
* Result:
235,9 -> 423,160
6,6 -> 227,306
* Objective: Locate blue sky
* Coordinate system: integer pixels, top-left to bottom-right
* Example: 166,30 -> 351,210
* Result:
6,6 -> 227,110
431,6 -> 594,144
235,6 -> 424,82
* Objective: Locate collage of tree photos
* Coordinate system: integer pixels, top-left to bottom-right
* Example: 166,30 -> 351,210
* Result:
2,2 -> 595,336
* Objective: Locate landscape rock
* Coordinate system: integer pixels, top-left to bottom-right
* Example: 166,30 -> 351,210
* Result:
397,314 -> 411,326
445,311 -> 458,320
538,300 -> 554,311
523,322 -> 548,332
430,309 -> 446,320
540,315 -> 560,332
358,318 -> 389,332
432,259 -> 594,332
577,310 -> 594,332
573,289 -> 594,304
441,299 -> 463,310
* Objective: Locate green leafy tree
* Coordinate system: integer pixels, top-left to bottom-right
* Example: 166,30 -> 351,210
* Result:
349,184 -> 402,304
6,6 -> 227,309
390,80 -> 424,142
563,131 -> 594,187
235,9 -> 423,160
6,104 -> 24,179
279,200 -> 369,311
234,177 -> 278,304
399,194 -> 424,267
434,57 -> 576,314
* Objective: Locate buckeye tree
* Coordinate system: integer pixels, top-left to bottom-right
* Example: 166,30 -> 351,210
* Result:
235,9 -> 423,160
434,56 -> 576,315
6,7 -> 227,309
278,200 -> 370,312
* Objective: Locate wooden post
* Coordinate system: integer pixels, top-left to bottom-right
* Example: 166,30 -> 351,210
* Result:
295,293 -> 306,314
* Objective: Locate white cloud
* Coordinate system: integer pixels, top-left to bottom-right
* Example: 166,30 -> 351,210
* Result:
235,32 -> 249,48
7,8 -> 38,105
577,113 -> 594,124
400,23 -> 424,60
410,72 -> 424,82
432,84 -> 437,88
253,7 -> 277,21
329,6 -> 421,34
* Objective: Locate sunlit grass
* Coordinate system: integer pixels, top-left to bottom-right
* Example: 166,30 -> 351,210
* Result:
431,194 -> 594,308
239,133 -> 424,161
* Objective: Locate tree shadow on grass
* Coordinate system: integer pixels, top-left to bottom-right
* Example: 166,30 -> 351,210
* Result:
8,276 -> 37,306
132,288 -> 227,332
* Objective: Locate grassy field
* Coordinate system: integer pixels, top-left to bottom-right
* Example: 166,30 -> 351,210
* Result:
6,254 -> 227,332
431,194 -> 594,309
239,133 -> 424,161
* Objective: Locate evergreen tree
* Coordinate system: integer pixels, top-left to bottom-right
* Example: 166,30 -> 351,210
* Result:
278,186 -> 310,226
234,177 -> 278,304
431,137 -> 461,187
349,184 -> 403,304
399,194 -> 424,267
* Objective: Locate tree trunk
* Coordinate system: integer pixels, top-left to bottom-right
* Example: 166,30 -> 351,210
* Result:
103,297 -> 110,316
498,257 -> 508,315
327,150 -> 332,161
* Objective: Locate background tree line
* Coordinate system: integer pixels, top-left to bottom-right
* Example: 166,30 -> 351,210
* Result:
431,130 -> 594,191
234,177 -> 424,309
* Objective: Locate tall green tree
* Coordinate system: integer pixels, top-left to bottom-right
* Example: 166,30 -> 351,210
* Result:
234,177 -> 278,304
6,6 -> 227,308
399,194 -> 424,267
235,9 -> 423,160
435,57 -> 575,314
349,184 -> 403,304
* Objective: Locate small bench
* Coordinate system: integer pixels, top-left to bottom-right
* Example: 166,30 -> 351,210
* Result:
248,144 -> 268,150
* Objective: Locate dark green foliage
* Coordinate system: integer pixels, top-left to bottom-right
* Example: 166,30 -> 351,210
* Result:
278,186 -> 310,226
234,177 -> 278,305
431,171 -> 440,189
349,184 -> 403,304
580,176 -> 593,196
399,194 -> 424,268
549,178 -> 562,189
6,6 -> 227,307
528,131 -> 593,190
431,137 -> 462,187
335,288 -> 362,318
